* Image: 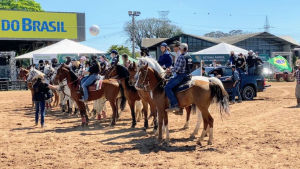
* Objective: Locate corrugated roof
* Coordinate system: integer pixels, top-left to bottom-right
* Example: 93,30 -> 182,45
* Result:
141,38 -> 168,48
181,33 -> 222,44
279,36 -> 300,46
218,32 -> 263,44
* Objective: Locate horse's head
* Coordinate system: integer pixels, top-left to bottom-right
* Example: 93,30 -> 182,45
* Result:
27,67 -> 42,82
128,62 -> 137,86
135,63 -> 151,90
18,68 -> 29,80
104,65 -> 117,79
55,65 -> 69,82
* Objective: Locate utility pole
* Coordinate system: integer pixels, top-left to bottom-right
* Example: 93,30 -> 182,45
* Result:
128,11 -> 141,59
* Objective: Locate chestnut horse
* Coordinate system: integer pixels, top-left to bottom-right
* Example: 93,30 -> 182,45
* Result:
135,64 -> 230,146
105,64 -> 157,129
54,65 -> 127,126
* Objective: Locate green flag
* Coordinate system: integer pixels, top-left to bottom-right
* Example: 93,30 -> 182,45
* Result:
267,55 -> 292,72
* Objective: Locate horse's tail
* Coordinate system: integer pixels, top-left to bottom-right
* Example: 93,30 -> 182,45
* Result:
191,104 -> 197,115
209,82 -> 230,116
119,84 -> 127,111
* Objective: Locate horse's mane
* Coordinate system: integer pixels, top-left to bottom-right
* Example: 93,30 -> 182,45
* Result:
138,57 -> 165,74
116,64 -> 136,92
31,67 -> 45,76
150,67 -> 165,93
63,67 -> 79,86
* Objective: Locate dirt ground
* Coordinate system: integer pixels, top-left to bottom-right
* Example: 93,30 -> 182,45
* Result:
0,82 -> 300,169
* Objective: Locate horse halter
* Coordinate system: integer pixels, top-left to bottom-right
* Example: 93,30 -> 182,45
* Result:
138,66 -> 150,91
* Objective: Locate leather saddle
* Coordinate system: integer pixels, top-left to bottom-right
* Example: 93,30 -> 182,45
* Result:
164,74 -> 194,93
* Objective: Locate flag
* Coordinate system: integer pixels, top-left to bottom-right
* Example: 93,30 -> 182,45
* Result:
267,55 -> 292,72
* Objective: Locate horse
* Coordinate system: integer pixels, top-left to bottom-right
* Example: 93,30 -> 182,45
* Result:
18,68 -> 35,109
54,65 -> 127,126
135,63 -> 230,146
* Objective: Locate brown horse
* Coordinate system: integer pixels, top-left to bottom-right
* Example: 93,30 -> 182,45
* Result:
54,65 -> 127,126
135,64 -> 230,146
105,64 -> 157,129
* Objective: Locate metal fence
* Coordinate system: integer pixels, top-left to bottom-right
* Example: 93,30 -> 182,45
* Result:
0,81 -> 28,91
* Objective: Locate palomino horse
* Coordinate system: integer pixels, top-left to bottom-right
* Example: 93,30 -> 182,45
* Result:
105,64 -> 155,129
54,65 -> 127,126
18,68 -> 35,109
135,64 -> 230,146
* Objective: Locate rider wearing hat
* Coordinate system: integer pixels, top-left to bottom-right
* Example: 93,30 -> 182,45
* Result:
79,56 -> 86,70
140,47 -> 152,58
158,42 -> 173,70
171,40 -> 181,65
80,55 -> 100,102
38,60 -> 45,73
110,50 -> 119,66
164,43 -> 193,113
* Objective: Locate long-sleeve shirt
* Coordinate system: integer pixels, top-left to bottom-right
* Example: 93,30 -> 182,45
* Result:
172,53 -> 187,74
232,70 -> 240,82
89,60 -> 100,75
158,51 -> 172,68
111,56 -> 118,66
294,70 -> 300,84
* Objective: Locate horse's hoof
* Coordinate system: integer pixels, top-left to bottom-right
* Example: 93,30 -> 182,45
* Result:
131,125 -> 136,129
205,133 -> 208,137
190,135 -> 196,139
182,125 -> 189,130
207,140 -> 212,145
197,140 -> 202,146
191,131 -> 198,136
142,127 -> 147,131
166,137 -> 171,142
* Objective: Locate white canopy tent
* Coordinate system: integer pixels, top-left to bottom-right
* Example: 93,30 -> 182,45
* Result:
16,39 -> 105,61
192,42 -> 248,55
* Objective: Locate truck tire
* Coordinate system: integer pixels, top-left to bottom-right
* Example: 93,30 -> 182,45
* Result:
286,74 -> 295,82
277,76 -> 284,82
242,86 -> 255,100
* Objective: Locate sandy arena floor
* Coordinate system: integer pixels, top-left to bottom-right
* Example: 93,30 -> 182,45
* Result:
0,82 -> 299,168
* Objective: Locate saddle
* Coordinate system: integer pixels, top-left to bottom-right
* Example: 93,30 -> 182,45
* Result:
164,74 -> 194,93
78,75 -> 104,92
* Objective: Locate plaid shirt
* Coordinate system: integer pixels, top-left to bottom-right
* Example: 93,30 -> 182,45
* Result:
172,52 -> 187,74
295,70 -> 300,84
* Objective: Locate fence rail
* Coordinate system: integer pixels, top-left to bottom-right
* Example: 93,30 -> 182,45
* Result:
0,81 -> 28,91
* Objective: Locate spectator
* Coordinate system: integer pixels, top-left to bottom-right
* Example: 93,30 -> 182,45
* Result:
236,53 -> 246,72
122,53 -> 131,68
202,67 -> 208,76
171,40 -> 181,65
229,51 -> 236,66
246,50 -> 257,75
225,65 -> 242,104
212,59 -> 217,67
294,64 -> 300,107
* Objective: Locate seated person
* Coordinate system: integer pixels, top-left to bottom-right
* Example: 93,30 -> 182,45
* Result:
202,67 -> 208,77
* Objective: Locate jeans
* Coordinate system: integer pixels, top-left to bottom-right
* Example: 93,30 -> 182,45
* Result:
232,82 -> 242,102
81,76 -> 89,86
248,66 -> 256,75
164,73 -> 188,106
35,101 -> 45,126
82,74 -> 98,101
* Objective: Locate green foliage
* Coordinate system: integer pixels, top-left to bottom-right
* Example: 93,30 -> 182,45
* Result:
107,45 -> 132,56
134,52 -> 141,58
0,0 -> 44,12
292,55 -> 298,67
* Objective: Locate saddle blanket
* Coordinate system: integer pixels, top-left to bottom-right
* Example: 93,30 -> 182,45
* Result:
172,75 -> 210,93
88,75 -> 105,91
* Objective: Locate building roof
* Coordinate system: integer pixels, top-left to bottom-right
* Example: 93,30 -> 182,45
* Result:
218,32 -> 263,44
141,38 -> 168,48
279,36 -> 300,46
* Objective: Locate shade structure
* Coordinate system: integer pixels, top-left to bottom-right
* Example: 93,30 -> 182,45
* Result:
16,39 -> 105,60
192,42 -> 248,55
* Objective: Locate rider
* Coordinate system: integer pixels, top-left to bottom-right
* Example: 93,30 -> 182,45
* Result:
140,47 -> 153,59
79,55 -> 100,102
79,56 -> 86,70
64,56 -> 72,69
158,42 -> 173,79
51,58 -> 58,68
164,43 -> 193,113
171,40 -> 181,65
99,55 -> 110,70
110,50 -> 119,66
122,53 -> 131,68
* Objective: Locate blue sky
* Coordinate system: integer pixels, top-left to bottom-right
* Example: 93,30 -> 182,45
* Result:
36,0 -> 300,52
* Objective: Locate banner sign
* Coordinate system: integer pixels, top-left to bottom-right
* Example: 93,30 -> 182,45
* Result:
191,54 -> 230,64
33,54 -> 57,64
0,10 -> 78,39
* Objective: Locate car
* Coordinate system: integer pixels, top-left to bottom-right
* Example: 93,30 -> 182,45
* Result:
192,66 -> 266,100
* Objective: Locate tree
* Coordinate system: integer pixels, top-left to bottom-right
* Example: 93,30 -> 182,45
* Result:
124,18 -> 183,49
203,30 -> 251,38
0,0 -> 44,11
107,45 -> 131,56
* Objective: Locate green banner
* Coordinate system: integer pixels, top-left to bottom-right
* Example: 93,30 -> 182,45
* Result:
267,55 -> 292,72
258,54 -> 269,61
191,54 -> 229,64
57,54 -> 78,63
